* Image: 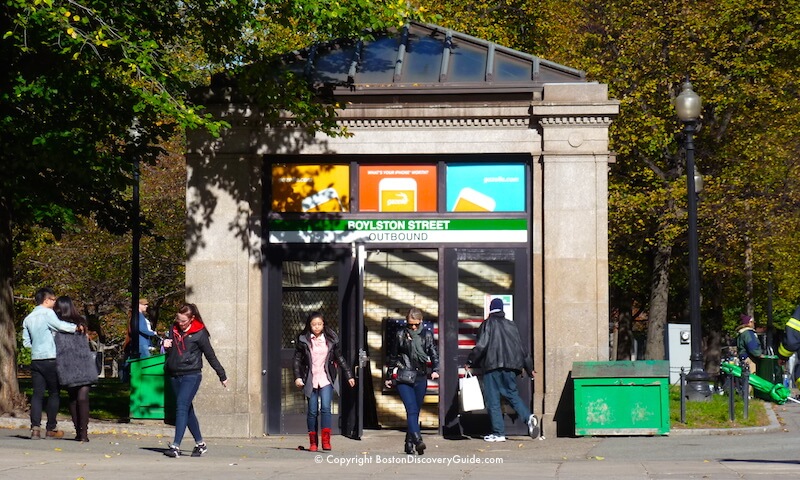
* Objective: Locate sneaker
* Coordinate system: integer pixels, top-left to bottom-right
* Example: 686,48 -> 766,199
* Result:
191,443 -> 208,457
164,444 -> 181,458
483,434 -> 506,442
527,414 -> 540,439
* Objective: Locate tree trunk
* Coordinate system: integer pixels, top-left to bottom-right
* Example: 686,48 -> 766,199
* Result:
645,242 -> 672,361
705,302 -> 724,379
616,308 -> 633,360
744,234 -> 753,317
610,286 -> 634,360
0,197 -> 25,414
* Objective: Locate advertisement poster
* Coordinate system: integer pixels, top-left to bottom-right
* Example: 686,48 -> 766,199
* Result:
446,164 -> 525,212
358,165 -> 437,212
271,164 -> 349,212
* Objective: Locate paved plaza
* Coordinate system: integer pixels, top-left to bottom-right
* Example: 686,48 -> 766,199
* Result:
1,401 -> 799,479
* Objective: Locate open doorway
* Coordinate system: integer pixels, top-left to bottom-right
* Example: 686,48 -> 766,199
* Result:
362,249 -> 440,431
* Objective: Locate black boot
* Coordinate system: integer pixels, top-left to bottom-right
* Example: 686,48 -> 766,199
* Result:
410,432 -> 426,455
404,432 -> 414,454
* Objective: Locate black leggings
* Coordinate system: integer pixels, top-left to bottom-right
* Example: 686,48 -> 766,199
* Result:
67,385 -> 91,433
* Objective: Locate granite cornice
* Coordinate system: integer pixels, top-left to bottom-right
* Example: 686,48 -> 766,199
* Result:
538,116 -> 614,127
221,116 -> 532,129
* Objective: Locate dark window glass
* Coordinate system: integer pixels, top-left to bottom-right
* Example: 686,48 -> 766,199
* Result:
449,40 -> 486,82
403,34 -> 444,83
314,46 -> 355,84
358,37 -> 399,83
494,54 -> 531,81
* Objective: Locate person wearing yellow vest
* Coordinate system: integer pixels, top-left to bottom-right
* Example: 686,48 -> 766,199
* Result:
778,306 -> 800,365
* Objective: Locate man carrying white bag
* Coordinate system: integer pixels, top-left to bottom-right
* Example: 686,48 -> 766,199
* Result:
465,298 -> 539,442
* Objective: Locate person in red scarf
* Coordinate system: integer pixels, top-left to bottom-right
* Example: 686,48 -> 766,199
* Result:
162,303 -> 228,458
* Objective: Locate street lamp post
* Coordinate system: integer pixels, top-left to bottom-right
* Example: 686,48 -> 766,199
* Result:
128,122 -> 142,360
674,80 -> 711,401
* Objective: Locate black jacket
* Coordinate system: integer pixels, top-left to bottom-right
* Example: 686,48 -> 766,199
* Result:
165,323 -> 227,382
292,330 -> 353,397
386,327 -> 439,378
466,312 -> 533,375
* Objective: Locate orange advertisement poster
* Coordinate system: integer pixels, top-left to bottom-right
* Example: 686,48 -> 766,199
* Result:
358,165 -> 437,212
271,164 -> 350,212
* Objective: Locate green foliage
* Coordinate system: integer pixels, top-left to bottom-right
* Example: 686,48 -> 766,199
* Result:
13,148 -> 188,349
1,0 -> 427,413
418,0 -> 800,357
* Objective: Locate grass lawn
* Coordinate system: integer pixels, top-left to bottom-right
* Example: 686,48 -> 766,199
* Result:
669,385 -> 770,428
18,377 -> 131,421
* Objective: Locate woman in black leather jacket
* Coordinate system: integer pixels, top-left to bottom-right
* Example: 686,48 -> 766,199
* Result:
293,312 -> 355,452
384,307 -> 439,455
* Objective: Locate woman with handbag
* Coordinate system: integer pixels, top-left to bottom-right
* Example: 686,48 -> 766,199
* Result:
53,296 -> 97,442
293,311 -> 355,452
384,307 -> 439,455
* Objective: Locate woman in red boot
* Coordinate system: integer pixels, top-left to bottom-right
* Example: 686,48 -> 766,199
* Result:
293,312 -> 355,451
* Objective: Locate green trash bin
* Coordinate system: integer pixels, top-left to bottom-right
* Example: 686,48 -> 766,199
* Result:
129,354 -> 167,419
573,360 -> 670,436
755,355 -> 782,401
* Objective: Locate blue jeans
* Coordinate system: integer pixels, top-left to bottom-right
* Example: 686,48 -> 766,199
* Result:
138,337 -> 151,358
483,369 -> 531,436
170,374 -> 203,446
307,384 -> 333,431
396,375 -> 427,434
30,359 -> 60,431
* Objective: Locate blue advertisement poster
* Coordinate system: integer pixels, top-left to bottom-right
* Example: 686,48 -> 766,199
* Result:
446,164 -> 526,212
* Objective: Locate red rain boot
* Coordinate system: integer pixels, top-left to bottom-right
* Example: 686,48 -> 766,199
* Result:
308,431 -> 318,452
321,428 -> 332,451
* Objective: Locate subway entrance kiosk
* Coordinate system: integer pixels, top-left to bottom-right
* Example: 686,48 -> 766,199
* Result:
186,21 -> 618,439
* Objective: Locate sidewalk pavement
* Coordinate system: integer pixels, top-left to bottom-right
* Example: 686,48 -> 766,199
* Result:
1,400 -> 799,479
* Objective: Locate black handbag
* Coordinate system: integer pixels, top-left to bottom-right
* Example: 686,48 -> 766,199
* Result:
395,368 -> 418,385
394,353 -> 418,385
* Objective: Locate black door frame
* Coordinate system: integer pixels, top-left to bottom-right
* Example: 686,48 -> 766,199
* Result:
441,247 -> 531,438
263,246 -> 354,435
264,245 -> 530,437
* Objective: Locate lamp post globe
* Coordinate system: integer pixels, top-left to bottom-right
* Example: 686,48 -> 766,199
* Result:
675,81 -> 702,122
674,80 -> 711,401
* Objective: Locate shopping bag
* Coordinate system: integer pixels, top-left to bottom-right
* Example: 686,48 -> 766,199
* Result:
459,371 -> 485,412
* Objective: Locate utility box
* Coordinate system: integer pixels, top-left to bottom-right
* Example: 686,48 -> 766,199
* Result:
667,323 -> 691,385
573,360 -> 670,436
129,354 -> 167,419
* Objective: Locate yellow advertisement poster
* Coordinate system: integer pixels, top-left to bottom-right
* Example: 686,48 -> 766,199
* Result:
271,164 -> 350,212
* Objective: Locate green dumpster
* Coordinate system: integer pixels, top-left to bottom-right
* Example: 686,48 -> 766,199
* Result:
755,355 -> 782,402
573,360 -> 670,436
129,354 -> 167,419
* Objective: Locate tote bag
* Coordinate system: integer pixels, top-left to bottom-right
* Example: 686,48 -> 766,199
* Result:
459,370 -> 485,412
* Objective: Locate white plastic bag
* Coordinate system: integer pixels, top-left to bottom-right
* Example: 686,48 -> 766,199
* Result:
459,371 -> 485,412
